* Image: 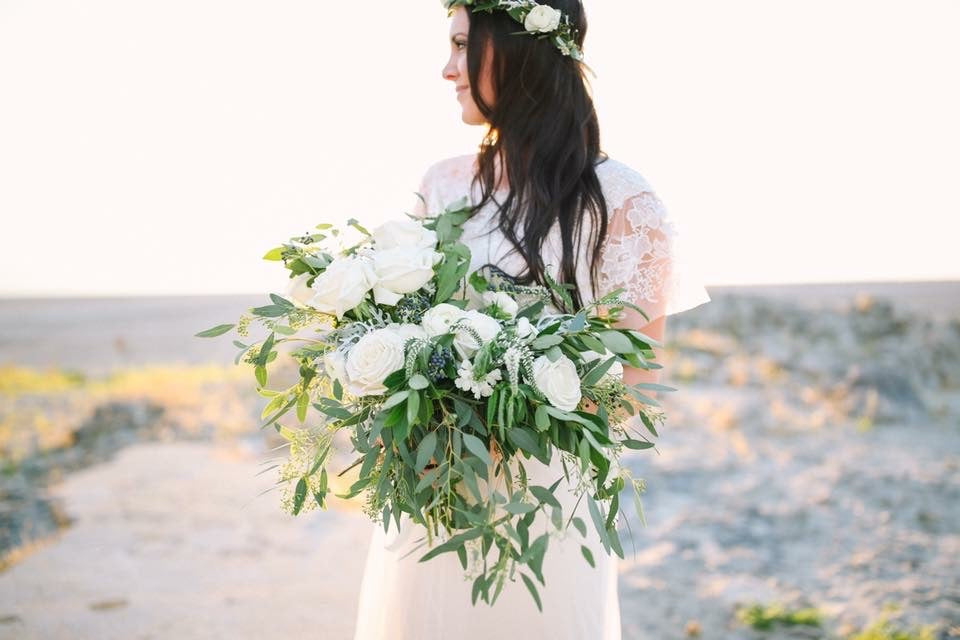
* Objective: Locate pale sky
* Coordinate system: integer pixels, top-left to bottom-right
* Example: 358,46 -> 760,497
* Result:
0,1 -> 957,297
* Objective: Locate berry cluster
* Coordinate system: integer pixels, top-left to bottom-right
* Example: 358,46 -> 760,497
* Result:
427,346 -> 455,382
395,292 -> 433,324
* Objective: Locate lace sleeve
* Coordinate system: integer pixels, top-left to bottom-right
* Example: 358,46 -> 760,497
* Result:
598,190 -> 711,325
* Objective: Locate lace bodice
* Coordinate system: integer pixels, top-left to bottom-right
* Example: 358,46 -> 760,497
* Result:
411,153 -> 711,324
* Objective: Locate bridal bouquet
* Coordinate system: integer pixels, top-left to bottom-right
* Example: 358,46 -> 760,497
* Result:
196,197 -> 674,610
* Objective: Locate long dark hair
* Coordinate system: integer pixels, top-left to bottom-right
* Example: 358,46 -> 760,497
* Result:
465,0 -> 608,311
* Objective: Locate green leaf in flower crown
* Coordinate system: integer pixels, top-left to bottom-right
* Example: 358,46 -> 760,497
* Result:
194,323 -> 234,338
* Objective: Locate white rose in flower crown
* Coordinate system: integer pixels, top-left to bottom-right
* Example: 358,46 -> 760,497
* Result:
482,290 -> 519,318
421,303 -> 467,337
284,273 -> 315,308
372,219 -> 437,251
372,247 -> 439,306
532,354 -> 582,412
524,4 -> 562,32
581,348 -> 625,381
452,309 -> 502,359
309,255 -> 377,319
344,327 -> 406,397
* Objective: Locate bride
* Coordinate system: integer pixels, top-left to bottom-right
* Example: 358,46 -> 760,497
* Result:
352,2 -> 710,638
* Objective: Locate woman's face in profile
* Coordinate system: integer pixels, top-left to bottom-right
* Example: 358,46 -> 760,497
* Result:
443,7 -> 494,126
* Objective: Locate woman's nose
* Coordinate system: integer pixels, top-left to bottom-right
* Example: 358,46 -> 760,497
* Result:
442,58 -> 457,82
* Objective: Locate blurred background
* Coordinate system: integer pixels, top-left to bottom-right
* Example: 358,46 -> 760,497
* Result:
0,1 -> 957,639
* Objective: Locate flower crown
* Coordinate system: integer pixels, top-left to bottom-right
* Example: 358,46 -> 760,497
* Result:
443,0 -> 584,62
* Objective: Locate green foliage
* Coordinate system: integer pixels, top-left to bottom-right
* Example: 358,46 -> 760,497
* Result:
735,602 -> 824,630
196,198 -> 680,612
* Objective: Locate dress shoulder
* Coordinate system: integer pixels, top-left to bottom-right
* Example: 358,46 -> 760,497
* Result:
412,153 -> 477,216
594,156 -> 657,211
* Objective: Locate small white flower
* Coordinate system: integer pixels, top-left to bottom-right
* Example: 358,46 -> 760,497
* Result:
482,290 -> 519,318
502,345 -> 523,391
524,4 -> 562,33
532,354 -> 582,412
455,359 -> 503,400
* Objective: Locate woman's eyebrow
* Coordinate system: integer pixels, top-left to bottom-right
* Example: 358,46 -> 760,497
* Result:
450,32 -> 467,40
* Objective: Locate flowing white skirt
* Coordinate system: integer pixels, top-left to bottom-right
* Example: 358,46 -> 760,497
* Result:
351,450 -> 622,640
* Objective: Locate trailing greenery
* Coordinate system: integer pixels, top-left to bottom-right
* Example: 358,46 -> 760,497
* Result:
196,196 -> 676,610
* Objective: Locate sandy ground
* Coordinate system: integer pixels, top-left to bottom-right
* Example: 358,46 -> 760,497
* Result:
1,283 -> 958,639
0,440 -> 372,640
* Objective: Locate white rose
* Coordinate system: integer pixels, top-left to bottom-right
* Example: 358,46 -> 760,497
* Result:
421,303 -> 467,337
532,354 -> 582,412
387,322 -> 428,343
344,327 -> 406,397
322,349 -> 348,387
482,290 -> 519,318
371,247 -> 439,306
452,309 -> 502,359
284,273 -> 315,308
309,255 -> 378,319
581,348 -> 625,381
515,316 -> 537,342
372,219 -> 437,251
524,4 -> 562,32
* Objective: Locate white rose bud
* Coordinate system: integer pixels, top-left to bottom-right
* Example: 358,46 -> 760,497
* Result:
284,273 -> 315,308
532,354 -> 582,412
452,309 -> 502,359
581,348 -> 625,381
515,316 -> 538,342
421,303 -> 467,337
309,255 -> 378,319
482,290 -> 519,318
323,349 -> 349,387
372,219 -> 438,251
371,247 -> 439,306
344,327 -> 406,397
524,4 -> 562,33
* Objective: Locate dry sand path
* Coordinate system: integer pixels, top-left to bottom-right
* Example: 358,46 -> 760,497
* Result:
0,440 -> 372,640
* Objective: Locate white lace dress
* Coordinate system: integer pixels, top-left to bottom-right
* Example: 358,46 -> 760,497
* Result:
351,153 -> 711,640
